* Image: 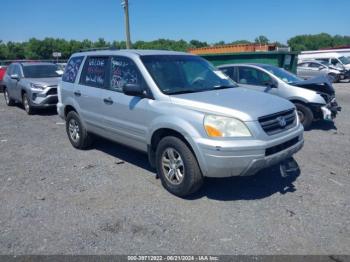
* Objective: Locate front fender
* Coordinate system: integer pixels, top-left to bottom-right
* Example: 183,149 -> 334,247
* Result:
147,115 -> 207,173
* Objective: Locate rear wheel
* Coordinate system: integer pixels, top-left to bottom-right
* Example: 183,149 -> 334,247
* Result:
22,93 -> 34,115
4,88 -> 15,106
66,111 -> 92,149
295,103 -> 313,130
156,136 -> 203,197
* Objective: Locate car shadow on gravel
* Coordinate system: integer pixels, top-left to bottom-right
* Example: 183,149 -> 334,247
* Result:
187,162 -> 301,201
308,121 -> 337,131
92,136 -> 301,201
92,136 -> 154,172
12,103 -> 58,116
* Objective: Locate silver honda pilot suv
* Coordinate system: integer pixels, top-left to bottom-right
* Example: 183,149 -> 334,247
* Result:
57,50 -> 304,196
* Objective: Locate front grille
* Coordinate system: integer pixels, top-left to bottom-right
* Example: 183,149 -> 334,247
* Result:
258,109 -> 296,135
47,88 -> 57,95
265,137 -> 299,156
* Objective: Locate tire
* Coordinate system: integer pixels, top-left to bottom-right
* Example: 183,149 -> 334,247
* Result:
155,136 -> 203,197
4,88 -> 15,106
66,111 -> 92,149
294,103 -> 313,130
22,92 -> 34,115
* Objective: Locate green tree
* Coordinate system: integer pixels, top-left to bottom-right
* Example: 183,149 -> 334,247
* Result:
254,35 -> 269,45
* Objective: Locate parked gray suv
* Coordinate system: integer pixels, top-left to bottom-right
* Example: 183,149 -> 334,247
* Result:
3,62 -> 61,114
58,50 -> 304,196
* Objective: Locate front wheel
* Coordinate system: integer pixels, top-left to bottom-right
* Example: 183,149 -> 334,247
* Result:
66,111 -> 92,149
22,93 -> 34,115
4,88 -> 15,106
295,103 -> 313,130
156,136 -> 203,197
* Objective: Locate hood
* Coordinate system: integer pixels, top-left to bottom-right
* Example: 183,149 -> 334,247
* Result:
25,77 -> 61,87
291,75 -> 334,95
170,88 -> 294,122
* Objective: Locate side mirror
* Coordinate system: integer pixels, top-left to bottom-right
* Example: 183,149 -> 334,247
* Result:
10,74 -> 20,80
122,83 -> 145,97
267,79 -> 278,88
318,66 -> 325,70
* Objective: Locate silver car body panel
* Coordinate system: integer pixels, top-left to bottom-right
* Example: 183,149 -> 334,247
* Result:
58,50 -> 304,178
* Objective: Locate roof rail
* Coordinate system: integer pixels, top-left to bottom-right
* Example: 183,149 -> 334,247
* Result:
77,47 -> 119,53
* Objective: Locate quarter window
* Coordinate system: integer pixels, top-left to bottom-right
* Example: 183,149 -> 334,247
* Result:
62,56 -> 84,83
219,67 -> 234,80
80,56 -> 109,88
109,56 -> 143,91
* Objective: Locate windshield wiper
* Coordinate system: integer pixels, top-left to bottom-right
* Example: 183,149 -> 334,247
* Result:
213,85 -> 235,90
167,89 -> 197,95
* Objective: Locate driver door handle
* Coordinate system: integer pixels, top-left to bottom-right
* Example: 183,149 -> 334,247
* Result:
103,97 -> 114,105
74,91 -> 81,97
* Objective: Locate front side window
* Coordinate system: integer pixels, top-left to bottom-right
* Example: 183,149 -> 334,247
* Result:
62,56 -> 84,83
23,64 -> 61,78
141,55 -> 236,95
110,56 -> 143,91
238,67 -> 271,86
13,65 -> 21,76
6,65 -> 14,76
80,56 -> 109,88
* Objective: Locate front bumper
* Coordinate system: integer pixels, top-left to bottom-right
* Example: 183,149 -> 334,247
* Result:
324,97 -> 341,120
30,87 -> 58,108
194,124 -> 304,178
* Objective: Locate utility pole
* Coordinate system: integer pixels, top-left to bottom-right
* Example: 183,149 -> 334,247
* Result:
121,0 -> 132,49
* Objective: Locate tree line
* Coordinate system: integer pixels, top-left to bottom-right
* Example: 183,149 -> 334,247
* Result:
1,33 -> 349,60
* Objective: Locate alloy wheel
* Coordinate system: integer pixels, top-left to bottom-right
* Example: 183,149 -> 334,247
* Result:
68,119 -> 80,143
161,148 -> 185,185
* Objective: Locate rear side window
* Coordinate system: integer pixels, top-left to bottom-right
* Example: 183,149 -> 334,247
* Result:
62,56 -> 84,83
110,56 -> 143,91
80,56 -> 109,88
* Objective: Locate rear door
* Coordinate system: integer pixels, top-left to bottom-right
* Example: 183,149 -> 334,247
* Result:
75,56 -> 110,133
297,62 -> 310,79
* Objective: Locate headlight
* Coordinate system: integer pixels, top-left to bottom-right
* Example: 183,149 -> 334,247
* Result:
204,115 -> 251,137
30,83 -> 45,90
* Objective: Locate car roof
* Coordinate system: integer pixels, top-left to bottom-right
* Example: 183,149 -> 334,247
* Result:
218,63 -> 275,68
72,49 -> 193,57
20,62 -> 57,66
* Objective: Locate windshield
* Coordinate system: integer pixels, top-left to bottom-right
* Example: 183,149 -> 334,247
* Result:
260,64 -> 302,84
23,64 -> 62,78
140,55 -> 237,95
339,56 -> 350,65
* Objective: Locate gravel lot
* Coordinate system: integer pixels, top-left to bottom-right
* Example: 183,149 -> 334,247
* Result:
0,83 -> 349,255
